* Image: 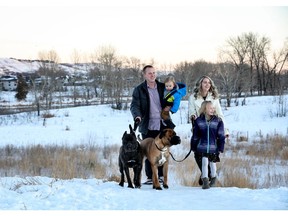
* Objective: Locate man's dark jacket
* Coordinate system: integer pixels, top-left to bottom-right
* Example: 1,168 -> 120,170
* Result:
130,80 -> 165,135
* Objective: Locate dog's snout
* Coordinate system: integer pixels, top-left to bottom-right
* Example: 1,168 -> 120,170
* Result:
170,135 -> 181,145
125,141 -> 138,152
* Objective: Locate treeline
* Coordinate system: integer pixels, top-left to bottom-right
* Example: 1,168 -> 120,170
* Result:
12,32 -> 288,115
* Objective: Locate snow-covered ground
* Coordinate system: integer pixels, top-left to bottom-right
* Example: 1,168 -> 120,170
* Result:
0,92 -> 287,211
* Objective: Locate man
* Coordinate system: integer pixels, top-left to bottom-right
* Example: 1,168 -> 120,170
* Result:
130,65 -> 166,184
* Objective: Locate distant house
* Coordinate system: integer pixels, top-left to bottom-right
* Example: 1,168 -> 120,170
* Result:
0,75 -> 17,91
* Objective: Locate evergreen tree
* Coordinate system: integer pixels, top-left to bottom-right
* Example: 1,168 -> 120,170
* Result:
15,74 -> 29,101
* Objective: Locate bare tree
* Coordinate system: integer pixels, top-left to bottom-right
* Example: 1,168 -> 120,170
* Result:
70,49 -> 83,105
220,32 -> 288,97
124,56 -> 144,91
263,39 -> 288,95
215,62 -> 239,107
31,50 -> 61,116
94,45 -> 124,108
221,33 -> 251,97
173,61 -> 194,95
244,33 -> 271,95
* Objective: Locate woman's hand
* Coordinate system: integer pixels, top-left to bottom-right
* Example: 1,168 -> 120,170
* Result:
190,115 -> 196,121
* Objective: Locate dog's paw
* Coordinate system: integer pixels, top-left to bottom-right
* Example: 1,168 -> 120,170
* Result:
119,182 -> 124,187
153,185 -> 162,190
163,184 -> 169,189
134,181 -> 141,188
127,183 -> 134,188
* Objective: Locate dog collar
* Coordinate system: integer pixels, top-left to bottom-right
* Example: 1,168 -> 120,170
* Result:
155,142 -> 168,152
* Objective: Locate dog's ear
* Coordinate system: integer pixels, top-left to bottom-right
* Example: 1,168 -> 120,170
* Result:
122,131 -> 127,139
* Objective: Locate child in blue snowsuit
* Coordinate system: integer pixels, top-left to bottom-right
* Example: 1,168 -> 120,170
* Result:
161,76 -> 186,129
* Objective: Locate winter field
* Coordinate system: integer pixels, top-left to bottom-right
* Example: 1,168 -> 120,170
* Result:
0,91 -> 287,213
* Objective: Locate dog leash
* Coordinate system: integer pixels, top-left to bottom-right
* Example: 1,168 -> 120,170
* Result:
169,146 -> 192,162
169,120 -> 194,162
153,135 -> 193,163
133,119 -> 140,132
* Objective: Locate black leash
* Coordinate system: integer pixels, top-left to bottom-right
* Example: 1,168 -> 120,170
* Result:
154,133 -> 193,162
134,118 -> 194,162
133,119 -> 140,132
169,120 -> 194,162
169,146 -> 193,162
153,139 -> 192,162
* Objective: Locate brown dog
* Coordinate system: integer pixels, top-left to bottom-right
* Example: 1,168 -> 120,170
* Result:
140,128 -> 181,190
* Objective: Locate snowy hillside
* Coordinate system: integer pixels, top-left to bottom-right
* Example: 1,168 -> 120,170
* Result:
0,58 -> 88,75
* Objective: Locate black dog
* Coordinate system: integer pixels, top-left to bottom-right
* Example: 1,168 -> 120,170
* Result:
118,124 -> 143,188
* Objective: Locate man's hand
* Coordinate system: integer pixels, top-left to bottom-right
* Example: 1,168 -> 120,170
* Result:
133,117 -> 141,131
163,106 -> 171,111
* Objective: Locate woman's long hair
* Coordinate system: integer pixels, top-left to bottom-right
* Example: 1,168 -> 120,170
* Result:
193,75 -> 219,99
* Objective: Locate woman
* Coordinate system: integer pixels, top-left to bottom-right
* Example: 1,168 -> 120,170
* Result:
190,101 -> 226,189
188,75 -> 229,185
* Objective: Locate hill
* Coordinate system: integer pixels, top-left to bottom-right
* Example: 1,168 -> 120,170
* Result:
0,57 -> 88,75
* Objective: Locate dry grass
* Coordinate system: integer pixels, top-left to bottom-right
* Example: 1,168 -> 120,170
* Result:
0,144 -> 119,180
0,134 -> 287,189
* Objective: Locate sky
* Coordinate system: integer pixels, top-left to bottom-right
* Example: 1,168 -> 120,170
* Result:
0,0 -> 288,66
0,90 -> 287,212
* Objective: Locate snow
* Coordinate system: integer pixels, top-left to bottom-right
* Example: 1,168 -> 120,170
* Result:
1,177 -> 287,211
0,58 -> 88,75
0,91 -> 288,212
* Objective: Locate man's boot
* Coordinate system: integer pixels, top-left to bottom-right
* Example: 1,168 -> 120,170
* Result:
202,177 -> 210,189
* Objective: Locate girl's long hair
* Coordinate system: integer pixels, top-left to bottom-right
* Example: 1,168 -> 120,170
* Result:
199,101 -> 218,119
199,101 -> 213,116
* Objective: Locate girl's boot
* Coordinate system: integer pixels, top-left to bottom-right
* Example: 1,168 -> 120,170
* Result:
202,177 -> 210,189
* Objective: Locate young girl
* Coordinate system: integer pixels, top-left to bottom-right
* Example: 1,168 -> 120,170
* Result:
188,75 -> 229,186
161,76 -> 186,129
190,101 -> 226,189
